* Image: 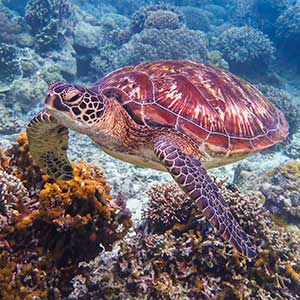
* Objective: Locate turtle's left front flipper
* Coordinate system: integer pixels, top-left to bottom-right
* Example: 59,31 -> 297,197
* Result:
154,140 -> 256,258
26,110 -> 73,180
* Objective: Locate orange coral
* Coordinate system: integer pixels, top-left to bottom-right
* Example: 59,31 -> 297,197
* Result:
0,134 -> 132,298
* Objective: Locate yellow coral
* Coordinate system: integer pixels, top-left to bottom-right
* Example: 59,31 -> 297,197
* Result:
286,264 -> 300,283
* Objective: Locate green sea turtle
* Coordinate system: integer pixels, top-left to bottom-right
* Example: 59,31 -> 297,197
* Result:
27,60 -> 288,258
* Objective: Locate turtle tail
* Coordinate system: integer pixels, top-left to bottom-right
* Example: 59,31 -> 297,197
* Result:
26,110 -> 73,180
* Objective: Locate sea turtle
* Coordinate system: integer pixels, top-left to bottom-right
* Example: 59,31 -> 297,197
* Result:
27,60 -> 288,258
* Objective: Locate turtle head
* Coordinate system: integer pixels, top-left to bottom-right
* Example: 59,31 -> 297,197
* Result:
45,82 -> 104,132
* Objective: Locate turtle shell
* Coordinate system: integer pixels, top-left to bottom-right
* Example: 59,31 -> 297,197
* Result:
95,60 -> 288,154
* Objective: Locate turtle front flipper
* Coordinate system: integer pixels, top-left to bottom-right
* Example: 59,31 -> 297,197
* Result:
154,140 -> 256,258
26,110 -> 73,180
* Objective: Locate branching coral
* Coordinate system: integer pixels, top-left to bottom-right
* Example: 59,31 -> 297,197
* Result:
118,28 -> 208,66
0,170 -> 30,228
67,182 -> 300,300
143,182 -> 193,231
0,134 -> 132,298
255,84 -> 300,137
215,26 -> 275,74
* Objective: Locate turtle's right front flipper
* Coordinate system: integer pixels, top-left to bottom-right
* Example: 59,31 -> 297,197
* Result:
26,110 -> 73,180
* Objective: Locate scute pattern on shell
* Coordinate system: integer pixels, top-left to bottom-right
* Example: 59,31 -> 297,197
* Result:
95,60 -> 288,154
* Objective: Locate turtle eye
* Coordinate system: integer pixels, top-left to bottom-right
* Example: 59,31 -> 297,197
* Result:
63,88 -> 83,104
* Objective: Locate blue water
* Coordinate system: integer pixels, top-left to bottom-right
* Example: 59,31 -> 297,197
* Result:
0,0 -> 300,299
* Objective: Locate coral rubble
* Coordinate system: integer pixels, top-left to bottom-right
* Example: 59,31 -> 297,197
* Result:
0,134 -> 132,299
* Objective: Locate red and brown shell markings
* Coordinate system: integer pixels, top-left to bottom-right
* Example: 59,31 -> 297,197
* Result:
95,60 -> 288,154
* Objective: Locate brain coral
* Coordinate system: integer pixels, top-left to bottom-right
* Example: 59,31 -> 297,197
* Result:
144,10 -> 181,30
216,26 -> 275,74
130,3 -> 185,34
118,28 -> 208,66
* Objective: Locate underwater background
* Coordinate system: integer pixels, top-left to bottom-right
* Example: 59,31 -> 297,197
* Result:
0,0 -> 300,299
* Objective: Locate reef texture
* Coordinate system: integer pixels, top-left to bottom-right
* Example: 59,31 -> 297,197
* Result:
129,3 -> 185,34
67,182 -> 300,300
241,161 -> 300,223
118,28 -> 208,66
255,84 -> 300,137
0,3 -> 32,47
25,0 -> 75,53
275,3 -> 300,44
0,134 -> 132,299
215,26 -> 275,74
229,0 -> 288,37
0,42 -> 22,91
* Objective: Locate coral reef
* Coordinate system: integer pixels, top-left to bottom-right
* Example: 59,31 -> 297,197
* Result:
180,6 -> 212,31
229,0 -> 288,36
275,3 -> 300,43
144,10 -> 182,30
25,0 -> 75,53
251,161 -> 300,222
234,158 -> 300,224
0,3 -> 33,47
0,104 -> 24,135
275,3 -> 300,57
143,182 -> 193,231
255,84 -> 300,137
0,43 -> 22,91
284,131 -> 300,159
1,47 -> 64,112
118,28 -> 208,66
0,134 -> 132,298
129,3 -> 185,34
215,26 -> 275,74
67,182 -> 300,300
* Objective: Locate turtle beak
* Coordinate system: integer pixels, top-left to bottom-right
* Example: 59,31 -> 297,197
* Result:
45,93 -> 69,112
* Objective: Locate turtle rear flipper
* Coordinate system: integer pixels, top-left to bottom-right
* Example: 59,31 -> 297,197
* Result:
154,140 -> 257,258
26,110 -> 73,180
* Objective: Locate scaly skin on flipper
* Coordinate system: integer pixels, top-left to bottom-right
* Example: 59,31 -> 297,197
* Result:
26,110 -> 74,180
154,140 -> 257,258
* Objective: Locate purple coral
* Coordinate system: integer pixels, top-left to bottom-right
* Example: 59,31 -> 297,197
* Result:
144,182 -> 192,230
